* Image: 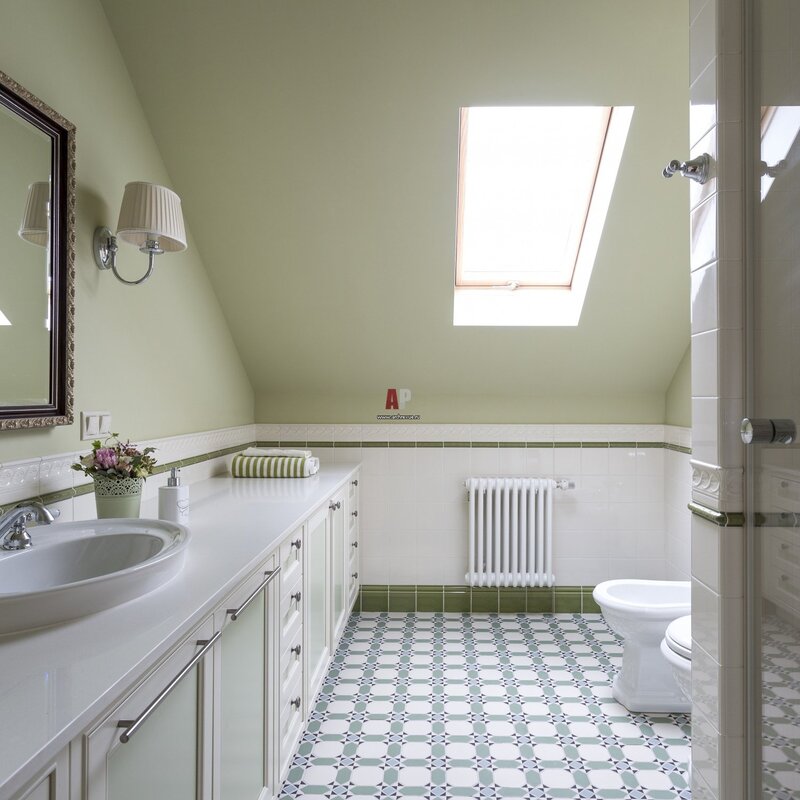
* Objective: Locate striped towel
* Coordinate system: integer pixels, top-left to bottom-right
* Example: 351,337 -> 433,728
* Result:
232,454 -> 320,478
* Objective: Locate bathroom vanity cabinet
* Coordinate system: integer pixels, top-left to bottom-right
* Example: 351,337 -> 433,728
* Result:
0,466 -> 360,800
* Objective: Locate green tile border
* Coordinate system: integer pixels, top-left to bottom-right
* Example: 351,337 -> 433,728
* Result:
352,585 -> 602,614
1,434 -> 692,517
0,440 -> 267,516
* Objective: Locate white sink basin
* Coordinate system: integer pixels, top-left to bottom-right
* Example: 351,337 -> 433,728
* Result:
0,519 -> 190,634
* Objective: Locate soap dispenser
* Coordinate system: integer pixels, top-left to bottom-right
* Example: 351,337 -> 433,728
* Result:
158,468 -> 189,524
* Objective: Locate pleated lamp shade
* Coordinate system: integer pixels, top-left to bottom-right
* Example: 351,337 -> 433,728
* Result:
116,182 -> 187,252
18,182 -> 50,247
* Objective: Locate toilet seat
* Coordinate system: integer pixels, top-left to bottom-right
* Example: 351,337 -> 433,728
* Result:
664,615 -> 692,661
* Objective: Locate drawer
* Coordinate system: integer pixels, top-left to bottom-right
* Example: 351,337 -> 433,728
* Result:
764,531 -> 800,613
280,634 -> 304,701
348,475 -> 359,502
773,570 -> 800,613
279,529 -> 304,589
279,674 -> 304,775
772,532 -> 800,572
279,573 -> 303,647
348,552 -> 359,584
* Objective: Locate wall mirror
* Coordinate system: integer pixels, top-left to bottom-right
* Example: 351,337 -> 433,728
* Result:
0,70 -> 75,430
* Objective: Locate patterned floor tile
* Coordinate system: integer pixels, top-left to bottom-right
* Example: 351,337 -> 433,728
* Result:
760,612 -> 800,800
279,614 -> 691,800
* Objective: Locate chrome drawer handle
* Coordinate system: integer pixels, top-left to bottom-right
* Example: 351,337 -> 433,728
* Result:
351,541 -> 358,549
291,538 -> 302,550
352,572 -> 359,580
352,479 -> 358,486
291,696 -> 301,710
118,631 -> 222,743
351,510 -> 358,517
291,644 -> 302,657
227,568 -> 281,621
329,501 -> 341,511
291,591 -> 302,603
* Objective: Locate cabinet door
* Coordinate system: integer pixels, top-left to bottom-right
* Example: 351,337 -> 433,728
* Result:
346,473 -> 360,610
9,748 -> 68,800
329,490 -> 347,643
215,558 -> 279,800
85,617 -> 215,800
305,505 -> 330,704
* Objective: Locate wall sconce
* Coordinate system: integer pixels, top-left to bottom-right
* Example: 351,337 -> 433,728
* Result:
94,182 -> 187,285
18,181 -> 50,247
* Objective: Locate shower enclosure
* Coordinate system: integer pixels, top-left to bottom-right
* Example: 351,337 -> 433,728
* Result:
745,0 -> 800,796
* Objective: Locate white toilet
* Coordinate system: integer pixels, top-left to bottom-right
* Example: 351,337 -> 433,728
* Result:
660,614 -> 692,702
593,579 -> 691,713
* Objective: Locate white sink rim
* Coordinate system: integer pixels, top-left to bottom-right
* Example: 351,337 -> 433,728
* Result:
0,519 -> 190,635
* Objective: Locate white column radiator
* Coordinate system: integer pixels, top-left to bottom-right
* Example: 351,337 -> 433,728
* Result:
465,477 -> 559,588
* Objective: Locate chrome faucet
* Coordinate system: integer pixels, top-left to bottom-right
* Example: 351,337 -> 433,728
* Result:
0,502 -> 57,551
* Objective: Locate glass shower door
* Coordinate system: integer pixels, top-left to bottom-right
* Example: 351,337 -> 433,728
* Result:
747,1 -> 800,794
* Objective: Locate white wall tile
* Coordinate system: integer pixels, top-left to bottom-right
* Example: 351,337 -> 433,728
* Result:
692,641 -> 745,736
524,448 -> 555,476
306,424 -> 334,440
691,261 -> 719,334
608,448 -> 637,476
553,448 -> 580,477
279,424 -> 307,441
469,448 -> 500,476
334,447 -> 363,465
692,397 -> 719,465
580,448 -> 609,476
690,0 -> 717,82
497,448 -> 526,475
690,60 -> 718,147
691,194 -> 718,271
692,329 -> 719,397
636,448 -> 664,476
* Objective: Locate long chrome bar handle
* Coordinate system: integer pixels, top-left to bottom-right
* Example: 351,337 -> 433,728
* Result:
117,630 -> 222,743
227,567 -> 281,621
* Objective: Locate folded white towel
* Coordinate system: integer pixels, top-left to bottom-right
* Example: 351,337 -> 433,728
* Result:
243,447 -> 313,458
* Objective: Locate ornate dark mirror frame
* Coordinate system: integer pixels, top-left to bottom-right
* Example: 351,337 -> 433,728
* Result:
0,70 -> 75,430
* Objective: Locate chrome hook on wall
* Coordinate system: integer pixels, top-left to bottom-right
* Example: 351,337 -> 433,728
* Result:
662,153 -> 712,185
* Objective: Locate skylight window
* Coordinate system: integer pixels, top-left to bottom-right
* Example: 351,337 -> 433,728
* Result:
453,105 -> 633,326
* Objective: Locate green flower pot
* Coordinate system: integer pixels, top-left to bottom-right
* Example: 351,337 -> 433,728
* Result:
93,475 -> 143,519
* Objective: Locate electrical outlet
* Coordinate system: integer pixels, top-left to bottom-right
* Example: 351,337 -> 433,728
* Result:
81,411 -> 112,441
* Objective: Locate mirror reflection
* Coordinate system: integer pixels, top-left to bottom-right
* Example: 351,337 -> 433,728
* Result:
0,102 -> 52,407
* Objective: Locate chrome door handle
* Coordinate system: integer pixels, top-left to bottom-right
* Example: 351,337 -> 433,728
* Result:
118,631 -> 222,743
740,418 -> 796,445
227,568 -> 281,620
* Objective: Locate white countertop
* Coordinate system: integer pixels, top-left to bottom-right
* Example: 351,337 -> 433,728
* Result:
0,466 -> 358,798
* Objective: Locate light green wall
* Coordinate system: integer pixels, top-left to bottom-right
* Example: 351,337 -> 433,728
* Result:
102,0 -> 691,426
0,0 -> 254,463
665,345 -> 691,428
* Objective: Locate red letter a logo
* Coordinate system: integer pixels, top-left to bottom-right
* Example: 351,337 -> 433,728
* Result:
385,388 -> 399,409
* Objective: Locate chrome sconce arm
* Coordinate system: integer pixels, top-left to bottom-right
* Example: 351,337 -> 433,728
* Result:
94,227 -> 163,286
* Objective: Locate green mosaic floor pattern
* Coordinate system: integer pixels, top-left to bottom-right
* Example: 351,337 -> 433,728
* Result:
280,613 -> 691,799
